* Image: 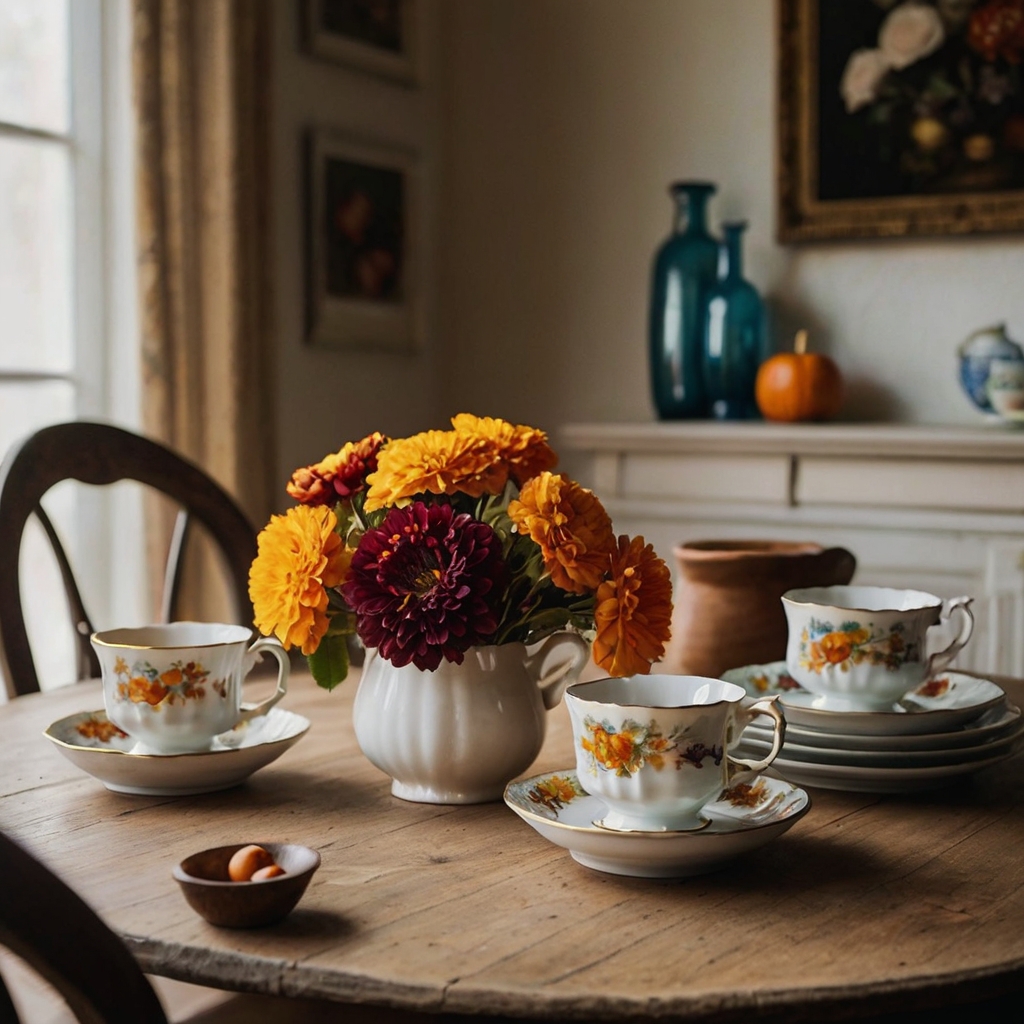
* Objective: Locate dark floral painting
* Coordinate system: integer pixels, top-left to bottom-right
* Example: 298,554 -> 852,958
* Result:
319,0 -> 403,55
324,158 -> 405,303
823,0 -> 1024,198
307,131 -> 418,352
305,0 -> 416,83
778,0 -> 1024,239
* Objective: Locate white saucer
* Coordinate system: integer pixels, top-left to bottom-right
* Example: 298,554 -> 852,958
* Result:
44,708 -> 310,795
737,715 -> 1024,769
746,747 -> 1017,793
503,769 -> 809,878
722,662 -> 1004,736
743,701 -> 1021,753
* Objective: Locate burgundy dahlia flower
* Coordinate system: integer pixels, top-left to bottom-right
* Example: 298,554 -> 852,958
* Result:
342,501 -> 508,671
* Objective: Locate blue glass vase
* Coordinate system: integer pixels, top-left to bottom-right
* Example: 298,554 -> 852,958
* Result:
648,181 -> 718,419
702,221 -> 764,420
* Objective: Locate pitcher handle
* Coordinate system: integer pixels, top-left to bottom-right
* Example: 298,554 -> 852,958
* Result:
727,694 -> 786,783
819,546 -> 857,585
238,636 -> 290,723
526,633 -> 591,710
925,596 -> 975,680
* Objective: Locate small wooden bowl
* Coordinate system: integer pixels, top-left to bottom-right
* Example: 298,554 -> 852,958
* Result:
173,842 -> 320,928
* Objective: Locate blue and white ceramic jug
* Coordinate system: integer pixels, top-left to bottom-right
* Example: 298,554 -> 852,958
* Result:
958,323 -> 1024,414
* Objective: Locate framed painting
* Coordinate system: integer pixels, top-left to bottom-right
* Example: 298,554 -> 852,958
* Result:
304,0 -> 418,84
778,0 -> 1024,241
306,130 -> 420,353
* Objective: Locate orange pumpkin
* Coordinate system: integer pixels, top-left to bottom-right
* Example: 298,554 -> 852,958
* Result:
755,330 -> 843,422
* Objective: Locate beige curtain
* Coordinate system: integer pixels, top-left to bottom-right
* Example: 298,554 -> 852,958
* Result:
133,0 -> 275,620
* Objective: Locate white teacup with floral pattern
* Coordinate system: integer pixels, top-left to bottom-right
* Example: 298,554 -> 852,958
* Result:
564,675 -> 785,832
781,586 -> 974,712
92,622 -> 289,754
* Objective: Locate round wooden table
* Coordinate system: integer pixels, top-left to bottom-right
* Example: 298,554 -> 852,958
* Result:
2,671 -> 1023,1022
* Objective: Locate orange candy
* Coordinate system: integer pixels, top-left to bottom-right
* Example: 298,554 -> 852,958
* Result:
251,864 -> 286,881
227,844 -> 276,882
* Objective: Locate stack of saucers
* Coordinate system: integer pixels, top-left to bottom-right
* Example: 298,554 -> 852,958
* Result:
723,662 -> 1024,793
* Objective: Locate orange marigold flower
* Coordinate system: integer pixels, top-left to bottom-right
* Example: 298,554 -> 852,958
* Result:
249,505 -> 350,655
363,428 -> 505,511
451,413 -> 558,486
592,535 -> 673,677
287,431 -> 387,506
508,472 -> 616,594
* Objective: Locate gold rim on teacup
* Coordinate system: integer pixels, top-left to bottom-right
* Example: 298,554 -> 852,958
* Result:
91,622 -> 255,650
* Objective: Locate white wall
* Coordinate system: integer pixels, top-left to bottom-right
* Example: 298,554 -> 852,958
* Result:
435,0 -> 1024,437
269,0 -> 441,500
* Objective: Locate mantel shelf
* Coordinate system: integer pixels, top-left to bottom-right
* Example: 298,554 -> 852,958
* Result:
561,421 -> 1024,461
562,420 -> 1024,678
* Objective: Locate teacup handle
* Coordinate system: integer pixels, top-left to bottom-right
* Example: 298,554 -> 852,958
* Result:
925,596 -> 975,680
727,695 -> 786,783
526,633 -> 591,710
238,636 -> 290,723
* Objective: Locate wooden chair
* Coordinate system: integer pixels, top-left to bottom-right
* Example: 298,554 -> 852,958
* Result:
0,421 -> 257,699
0,833 -> 420,1024
0,831 -> 169,1023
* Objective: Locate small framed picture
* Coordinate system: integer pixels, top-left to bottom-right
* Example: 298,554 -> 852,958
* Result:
304,0 -> 418,85
306,129 -> 420,353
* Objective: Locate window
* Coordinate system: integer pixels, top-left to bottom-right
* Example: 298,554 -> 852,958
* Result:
1,0 -> 141,695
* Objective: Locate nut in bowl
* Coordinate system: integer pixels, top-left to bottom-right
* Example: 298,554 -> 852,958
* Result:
781,585 -> 974,712
564,675 -> 785,833
173,842 -> 320,928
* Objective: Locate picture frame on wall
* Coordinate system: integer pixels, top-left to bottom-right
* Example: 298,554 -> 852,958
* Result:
778,0 -> 1024,241
304,0 -> 418,85
306,129 -> 420,353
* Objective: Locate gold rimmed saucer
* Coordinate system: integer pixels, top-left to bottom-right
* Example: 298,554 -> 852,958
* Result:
44,707 -> 309,796
504,769 -> 809,878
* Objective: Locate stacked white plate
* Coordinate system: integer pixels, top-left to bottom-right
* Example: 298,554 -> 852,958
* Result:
722,662 -> 1024,793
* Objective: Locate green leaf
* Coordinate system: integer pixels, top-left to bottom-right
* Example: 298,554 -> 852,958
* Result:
308,632 -> 350,691
324,605 -> 356,635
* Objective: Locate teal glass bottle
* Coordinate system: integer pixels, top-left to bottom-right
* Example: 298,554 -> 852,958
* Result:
648,181 -> 718,419
702,221 -> 764,420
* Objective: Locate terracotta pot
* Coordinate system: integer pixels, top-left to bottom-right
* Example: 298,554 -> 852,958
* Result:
660,541 -> 856,678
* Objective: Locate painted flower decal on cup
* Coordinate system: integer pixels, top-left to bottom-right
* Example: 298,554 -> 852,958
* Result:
579,716 -> 723,778
111,655 -> 219,707
798,618 -> 918,675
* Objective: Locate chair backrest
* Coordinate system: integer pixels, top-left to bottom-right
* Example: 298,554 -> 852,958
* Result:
0,421 -> 257,698
0,831 -> 169,1024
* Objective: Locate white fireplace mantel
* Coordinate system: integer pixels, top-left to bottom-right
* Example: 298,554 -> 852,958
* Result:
561,421 -> 1024,677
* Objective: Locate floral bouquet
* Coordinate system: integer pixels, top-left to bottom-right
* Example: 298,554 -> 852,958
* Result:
248,414 -> 673,689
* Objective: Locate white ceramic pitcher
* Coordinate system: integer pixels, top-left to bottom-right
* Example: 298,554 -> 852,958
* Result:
352,634 -> 590,804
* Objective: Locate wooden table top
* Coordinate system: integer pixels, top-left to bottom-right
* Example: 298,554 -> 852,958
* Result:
3,671 -> 1024,1022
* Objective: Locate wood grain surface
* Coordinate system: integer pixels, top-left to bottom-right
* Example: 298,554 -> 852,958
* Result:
2,671 -> 1023,1022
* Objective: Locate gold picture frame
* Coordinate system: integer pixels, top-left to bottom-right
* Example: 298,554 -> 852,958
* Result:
777,0 -> 1024,242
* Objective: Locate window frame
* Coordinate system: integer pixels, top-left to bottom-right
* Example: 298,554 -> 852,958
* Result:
0,0 -> 142,688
